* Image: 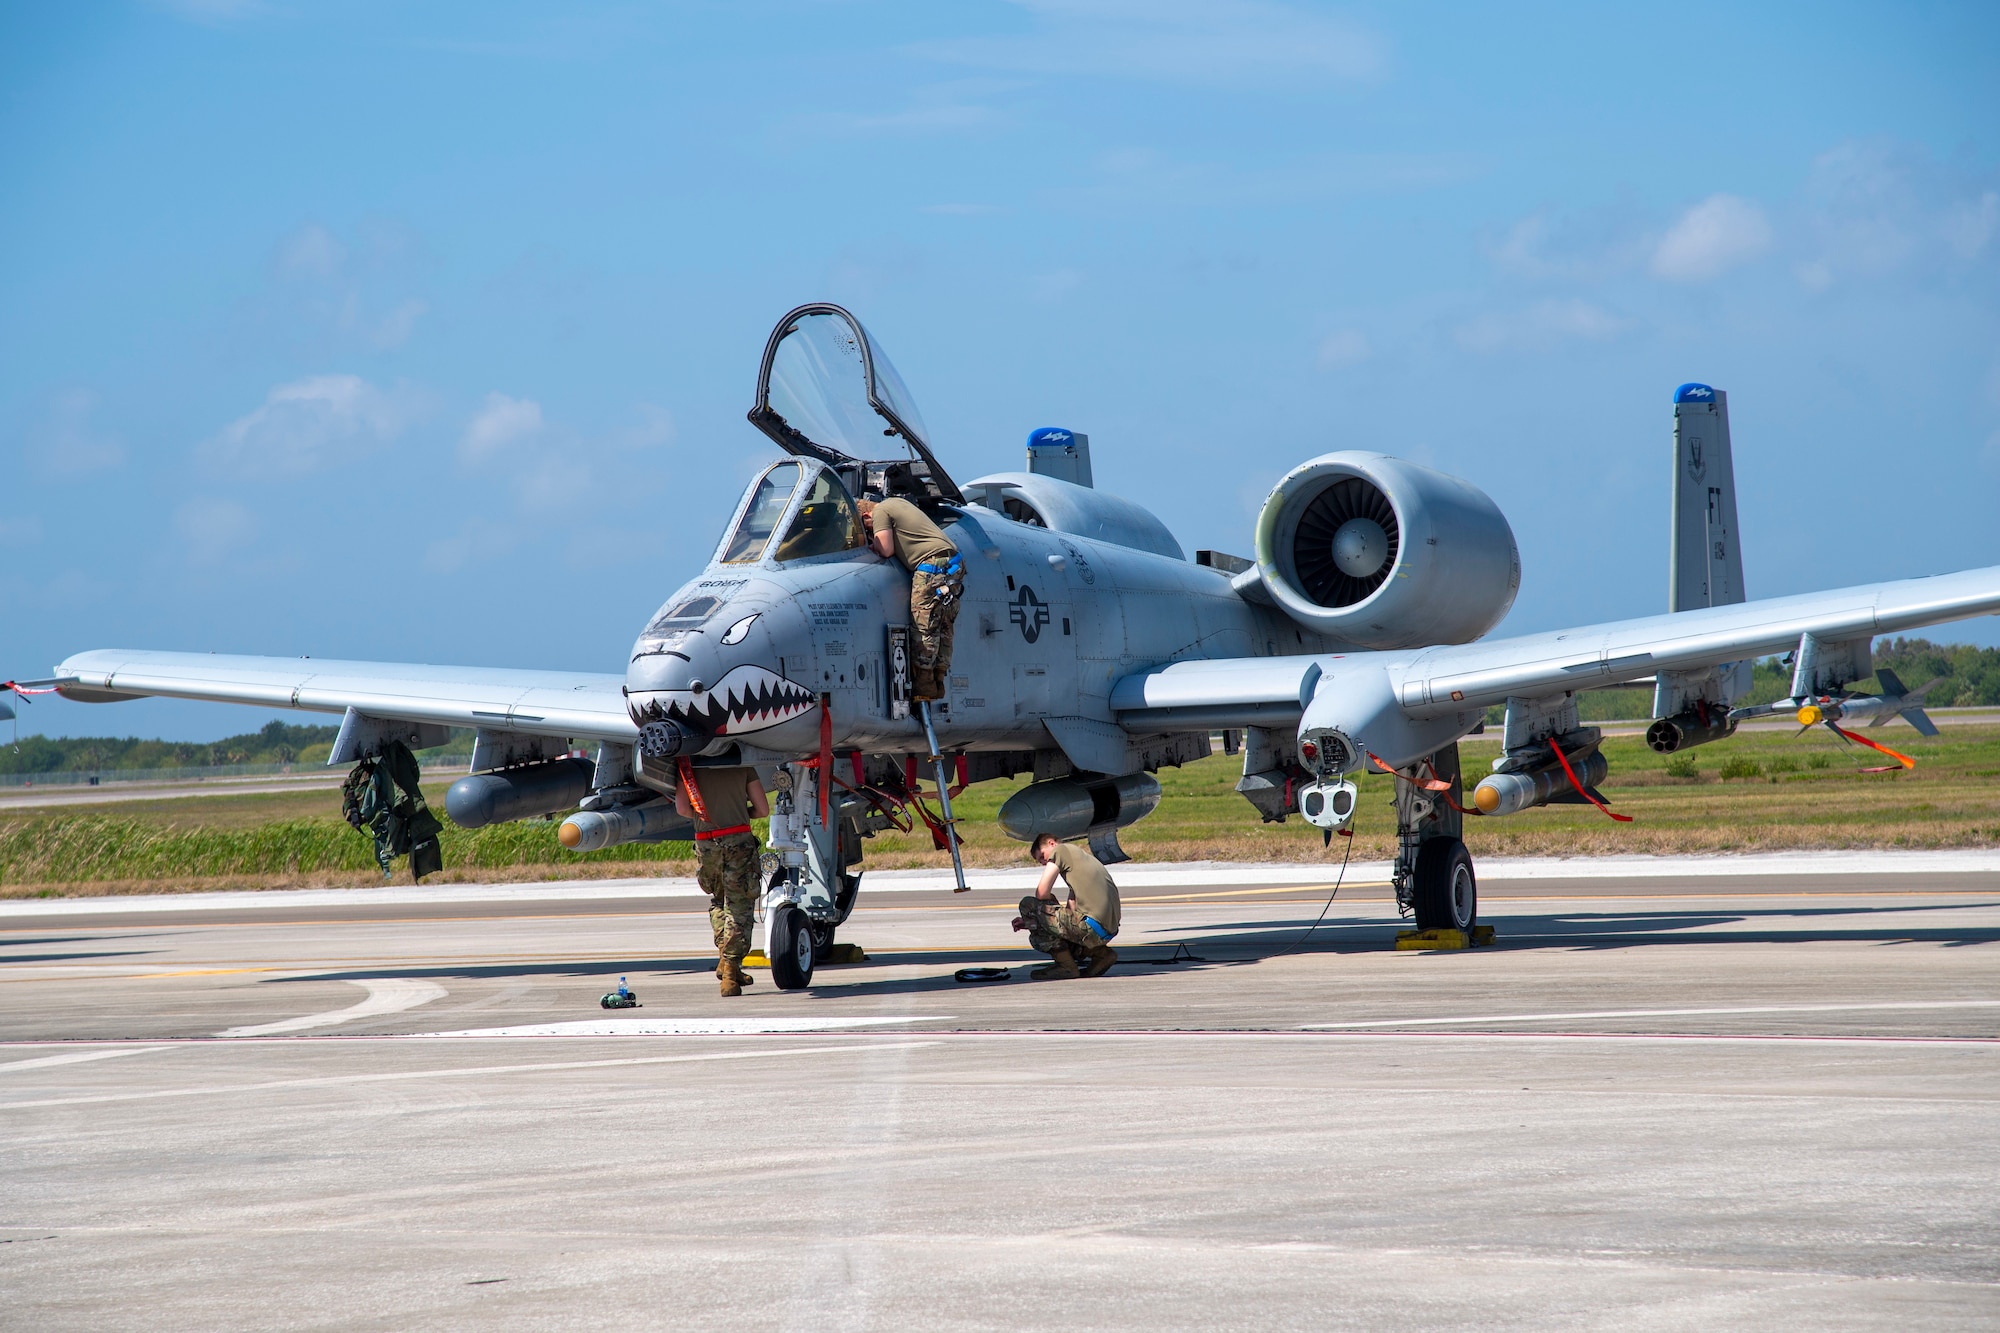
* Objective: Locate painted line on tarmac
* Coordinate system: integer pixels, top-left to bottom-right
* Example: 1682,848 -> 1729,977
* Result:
216,978 -> 448,1038
409,1016 -> 954,1038
0,1041 -> 940,1110
0,1046 -> 174,1074
1302,1000 -> 2000,1029
6,850 -> 1995,917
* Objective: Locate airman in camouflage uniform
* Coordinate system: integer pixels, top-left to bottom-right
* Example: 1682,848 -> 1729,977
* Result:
1013,834 -> 1121,980
675,763 -> 770,996
1017,894 -> 1099,962
909,568 -> 958,697
858,495 -> 962,700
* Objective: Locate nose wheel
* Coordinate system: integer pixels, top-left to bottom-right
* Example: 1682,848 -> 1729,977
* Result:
768,901 -> 817,989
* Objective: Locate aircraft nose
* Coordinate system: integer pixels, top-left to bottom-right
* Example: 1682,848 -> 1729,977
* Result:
625,639 -> 721,723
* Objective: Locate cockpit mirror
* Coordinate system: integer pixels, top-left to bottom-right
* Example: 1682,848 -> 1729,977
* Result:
749,303 -> 964,504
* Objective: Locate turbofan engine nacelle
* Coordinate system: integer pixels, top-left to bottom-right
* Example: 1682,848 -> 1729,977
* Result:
1254,452 -> 1520,649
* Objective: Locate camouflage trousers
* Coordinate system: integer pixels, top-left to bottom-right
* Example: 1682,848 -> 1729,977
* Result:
1019,894 -> 1099,958
696,831 -> 761,962
911,569 -> 961,677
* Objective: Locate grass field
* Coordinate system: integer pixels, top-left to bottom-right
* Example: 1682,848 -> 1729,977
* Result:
5,724 -> 1998,896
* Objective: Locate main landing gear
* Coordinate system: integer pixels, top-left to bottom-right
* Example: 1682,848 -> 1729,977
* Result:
1393,742 -> 1478,934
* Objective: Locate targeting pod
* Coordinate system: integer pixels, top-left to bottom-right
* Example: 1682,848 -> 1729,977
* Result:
1645,709 -> 1736,754
445,757 -> 595,829
997,772 -> 1162,843
559,800 -> 695,853
1473,751 -> 1608,817
1297,778 -> 1358,832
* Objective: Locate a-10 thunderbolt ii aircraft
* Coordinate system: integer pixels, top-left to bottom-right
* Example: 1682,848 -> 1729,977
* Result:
26,305 -> 2000,988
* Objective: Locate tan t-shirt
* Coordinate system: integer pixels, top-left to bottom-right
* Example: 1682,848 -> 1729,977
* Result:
1051,841 -> 1120,936
688,766 -> 755,833
872,497 -> 956,571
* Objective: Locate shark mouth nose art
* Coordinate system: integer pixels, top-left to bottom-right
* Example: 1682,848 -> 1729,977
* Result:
641,664 -> 816,736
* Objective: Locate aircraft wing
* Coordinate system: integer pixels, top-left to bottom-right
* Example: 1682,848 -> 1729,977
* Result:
49,649 -> 636,744
1111,564 -> 2000,724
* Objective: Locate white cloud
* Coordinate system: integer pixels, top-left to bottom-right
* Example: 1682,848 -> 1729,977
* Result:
1651,194 -> 1772,282
1794,140 -> 2000,287
199,375 -> 411,476
270,221 -> 432,351
26,389 -> 126,476
371,299 -> 429,350
1315,329 -> 1371,369
1455,300 -> 1632,354
610,403 -> 675,451
460,393 -> 545,463
1483,198 -> 1654,282
915,0 -> 1386,87
454,397 -> 672,518
1944,191 -> 2000,260
277,224 -> 346,280
173,497 -> 256,564
424,517 -> 518,576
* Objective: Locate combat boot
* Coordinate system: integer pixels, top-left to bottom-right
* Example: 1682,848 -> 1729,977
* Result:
1030,948 -> 1080,980
912,667 -> 941,701
717,958 -> 754,989
1081,941 -> 1119,978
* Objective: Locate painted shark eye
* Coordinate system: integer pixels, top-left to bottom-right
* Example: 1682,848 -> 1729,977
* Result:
719,614 -> 759,646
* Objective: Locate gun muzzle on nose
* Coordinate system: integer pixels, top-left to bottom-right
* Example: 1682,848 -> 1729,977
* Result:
637,717 -> 707,759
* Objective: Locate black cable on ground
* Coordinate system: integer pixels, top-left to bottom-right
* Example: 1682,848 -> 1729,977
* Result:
1268,829 -> 1357,958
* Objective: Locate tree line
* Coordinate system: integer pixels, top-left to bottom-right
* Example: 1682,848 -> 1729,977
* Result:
1490,638 -> 2000,726
2,719 -> 473,776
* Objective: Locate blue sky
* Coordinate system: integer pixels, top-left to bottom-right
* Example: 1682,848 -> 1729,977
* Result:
4,0 -> 1997,741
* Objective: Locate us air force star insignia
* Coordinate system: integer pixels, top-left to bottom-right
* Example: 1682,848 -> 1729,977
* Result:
1009,586 -> 1052,643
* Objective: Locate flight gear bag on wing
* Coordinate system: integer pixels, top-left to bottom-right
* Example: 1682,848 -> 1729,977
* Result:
341,738 -> 444,880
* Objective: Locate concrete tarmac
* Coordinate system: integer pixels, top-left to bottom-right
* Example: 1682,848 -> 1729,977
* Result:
3,861 -> 1997,1329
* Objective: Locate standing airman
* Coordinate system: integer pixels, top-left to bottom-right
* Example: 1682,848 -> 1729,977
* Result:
675,759 -> 771,996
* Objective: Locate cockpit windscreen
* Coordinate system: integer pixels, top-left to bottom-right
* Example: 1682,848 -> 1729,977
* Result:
775,469 -> 865,561
721,461 -> 802,563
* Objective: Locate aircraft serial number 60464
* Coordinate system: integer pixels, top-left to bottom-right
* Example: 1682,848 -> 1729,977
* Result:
34,305 -> 2000,987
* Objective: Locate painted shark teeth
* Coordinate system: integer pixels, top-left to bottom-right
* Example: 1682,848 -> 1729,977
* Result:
653,664 -> 815,736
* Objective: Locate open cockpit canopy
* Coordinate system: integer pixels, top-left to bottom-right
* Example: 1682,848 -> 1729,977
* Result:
748,304 -> 964,505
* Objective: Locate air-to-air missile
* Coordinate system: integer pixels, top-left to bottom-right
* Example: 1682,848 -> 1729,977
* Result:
1730,668 -> 1945,737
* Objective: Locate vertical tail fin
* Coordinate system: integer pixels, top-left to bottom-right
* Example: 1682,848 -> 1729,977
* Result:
1669,383 -> 1745,612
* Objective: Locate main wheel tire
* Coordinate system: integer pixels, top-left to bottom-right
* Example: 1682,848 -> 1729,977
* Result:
768,903 -> 817,990
1411,836 -> 1477,933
